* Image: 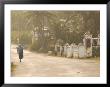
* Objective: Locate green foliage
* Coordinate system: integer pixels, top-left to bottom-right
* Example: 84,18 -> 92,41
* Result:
20,31 -> 32,45
11,11 -> 100,52
11,30 -> 32,45
29,41 -> 40,51
11,62 -> 17,72
29,39 -> 49,53
92,47 -> 100,57
11,31 -> 18,44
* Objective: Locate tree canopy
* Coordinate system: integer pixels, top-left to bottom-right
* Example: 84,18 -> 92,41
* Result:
11,10 -> 100,51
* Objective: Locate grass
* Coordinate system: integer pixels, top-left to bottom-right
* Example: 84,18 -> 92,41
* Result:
11,62 -> 17,72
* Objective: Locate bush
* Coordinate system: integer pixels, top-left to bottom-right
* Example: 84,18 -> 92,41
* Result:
29,38 -> 50,53
11,62 -> 17,72
11,30 -> 32,45
92,46 -> 100,57
29,41 -> 40,51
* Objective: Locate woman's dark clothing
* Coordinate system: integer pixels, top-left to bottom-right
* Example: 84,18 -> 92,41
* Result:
18,46 -> 23,59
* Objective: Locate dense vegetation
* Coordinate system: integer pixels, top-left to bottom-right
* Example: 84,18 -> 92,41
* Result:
11,11 -> 100,52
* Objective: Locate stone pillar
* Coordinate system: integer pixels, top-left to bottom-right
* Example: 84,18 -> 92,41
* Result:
83,31 -> 92,57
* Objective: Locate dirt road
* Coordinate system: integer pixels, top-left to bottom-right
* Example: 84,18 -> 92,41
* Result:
11,45 -> 100,77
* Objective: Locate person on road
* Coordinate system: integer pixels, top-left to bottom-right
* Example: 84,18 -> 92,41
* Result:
17,44 -> 24,62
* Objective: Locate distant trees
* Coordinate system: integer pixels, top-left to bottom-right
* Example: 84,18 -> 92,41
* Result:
11,11 -> 100,52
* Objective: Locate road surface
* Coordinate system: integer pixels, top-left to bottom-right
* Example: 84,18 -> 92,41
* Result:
11,45 -> 100,77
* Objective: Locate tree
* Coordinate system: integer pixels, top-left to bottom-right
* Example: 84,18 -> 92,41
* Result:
11,11 -> 100,52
